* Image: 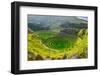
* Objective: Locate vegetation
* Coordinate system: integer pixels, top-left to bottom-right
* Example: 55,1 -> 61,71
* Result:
27,15 -> 88,61
28,29 -> 88,60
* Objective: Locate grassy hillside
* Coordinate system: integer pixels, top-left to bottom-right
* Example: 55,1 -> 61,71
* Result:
28,29 -> 88,60
66,29 -> 88,58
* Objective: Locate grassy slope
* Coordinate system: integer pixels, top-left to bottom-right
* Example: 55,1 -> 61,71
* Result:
28,32 -> 65,60
36,31 -> 77,51
28,29 -> 88,60
66,29 -> 88,58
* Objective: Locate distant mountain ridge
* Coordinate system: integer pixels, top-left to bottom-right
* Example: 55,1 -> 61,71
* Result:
28,15 -> 87,25
28,15 -> 88,32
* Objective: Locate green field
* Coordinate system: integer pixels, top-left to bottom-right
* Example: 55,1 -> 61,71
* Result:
28,29 -> 88,60
36,31 -> 56,40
